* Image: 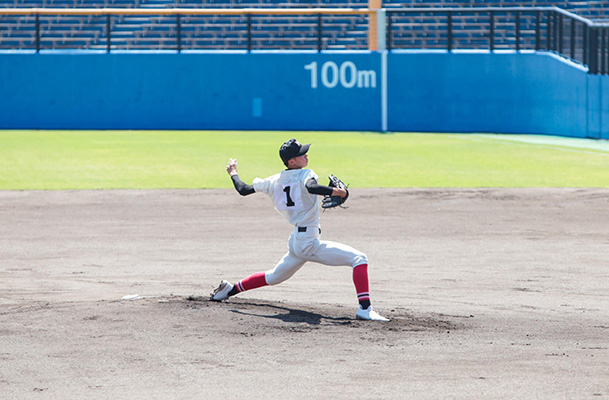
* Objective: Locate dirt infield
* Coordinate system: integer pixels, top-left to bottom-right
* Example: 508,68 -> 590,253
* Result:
1,188 -> 608,399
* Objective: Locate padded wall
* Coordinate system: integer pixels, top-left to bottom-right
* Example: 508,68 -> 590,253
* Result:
387,51 -> 594,138
0,52 -> 382,130
0,50 -> 606,138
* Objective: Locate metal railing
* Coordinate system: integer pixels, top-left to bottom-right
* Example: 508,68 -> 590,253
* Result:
1,6 -> 608,74
0,8 -> 370,51
386,7 -> 609,74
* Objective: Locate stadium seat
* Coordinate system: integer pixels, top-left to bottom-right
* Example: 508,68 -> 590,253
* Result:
1,0 -> 608,50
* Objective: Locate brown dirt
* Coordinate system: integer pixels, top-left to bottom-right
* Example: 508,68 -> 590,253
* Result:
1,188 -> 608,399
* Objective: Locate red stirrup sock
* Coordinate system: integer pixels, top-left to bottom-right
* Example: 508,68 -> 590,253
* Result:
233,272 -> 268,294
353,264 -> 371,309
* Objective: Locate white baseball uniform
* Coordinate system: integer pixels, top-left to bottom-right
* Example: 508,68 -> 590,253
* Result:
252,168 -> 368,286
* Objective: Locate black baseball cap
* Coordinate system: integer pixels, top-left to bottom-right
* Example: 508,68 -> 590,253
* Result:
279,139 -> 310,165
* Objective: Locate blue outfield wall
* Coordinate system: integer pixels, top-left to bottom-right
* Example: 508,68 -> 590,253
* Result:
0,50 -> 607,138
0,52 -> 382,131
388,51 -> 604,139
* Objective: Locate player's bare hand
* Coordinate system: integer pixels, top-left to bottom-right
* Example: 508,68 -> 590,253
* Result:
333,187 -> 348,198
226,158 -> 239,176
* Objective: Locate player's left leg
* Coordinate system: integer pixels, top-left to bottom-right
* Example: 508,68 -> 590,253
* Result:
305,240 -> 389,321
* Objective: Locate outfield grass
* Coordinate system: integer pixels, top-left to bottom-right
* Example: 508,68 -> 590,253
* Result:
0,130 -> 608,190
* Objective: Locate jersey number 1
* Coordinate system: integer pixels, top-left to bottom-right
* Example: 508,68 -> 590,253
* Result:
275,183 -> 301,211
283,186 -> 295,207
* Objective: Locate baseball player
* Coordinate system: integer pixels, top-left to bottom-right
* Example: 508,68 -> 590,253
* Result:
211,138 -> 389,321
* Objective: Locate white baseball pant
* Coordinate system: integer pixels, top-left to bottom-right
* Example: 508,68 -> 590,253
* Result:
264,225 -> 368,286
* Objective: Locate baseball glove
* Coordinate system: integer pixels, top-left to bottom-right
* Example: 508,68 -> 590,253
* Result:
321,174 -> 349,209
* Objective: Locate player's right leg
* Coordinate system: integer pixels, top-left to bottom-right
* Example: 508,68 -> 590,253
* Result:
211,252 -> 305,301
210,271 -> 268,301
210,280 -> 233,301
264,252 -> 306,286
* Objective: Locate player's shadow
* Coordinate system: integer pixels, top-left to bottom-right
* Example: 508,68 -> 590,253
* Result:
229,302 -> 352,326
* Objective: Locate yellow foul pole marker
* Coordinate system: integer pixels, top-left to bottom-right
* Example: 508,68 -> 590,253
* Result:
368,0 -> 381,51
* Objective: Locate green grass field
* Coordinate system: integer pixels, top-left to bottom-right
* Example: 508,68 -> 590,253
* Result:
0,130 -> 608,190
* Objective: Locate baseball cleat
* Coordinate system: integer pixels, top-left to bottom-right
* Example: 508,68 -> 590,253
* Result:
210,280 -> 233,301
356,306 -> 390,322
